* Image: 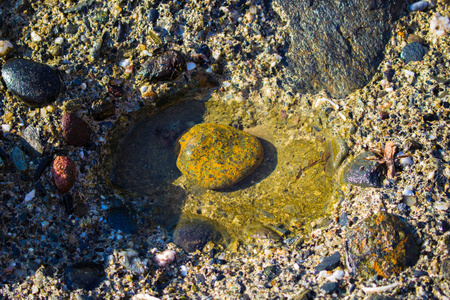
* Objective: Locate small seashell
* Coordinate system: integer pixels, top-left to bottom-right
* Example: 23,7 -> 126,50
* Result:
398,152 -> 414,166
24,190 -> 35,202
0,40 -> 14,56
408,1 -> 429,12
154,250 -> 176,267
119,59 -> 130,68
402,187 -> 414,197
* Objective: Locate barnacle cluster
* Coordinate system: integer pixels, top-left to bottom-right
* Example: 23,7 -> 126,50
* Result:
430,13 -> 450,37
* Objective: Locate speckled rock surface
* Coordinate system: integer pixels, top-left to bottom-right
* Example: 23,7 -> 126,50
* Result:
51,156 -> 76,194
342,152 -> 383,188
1,58 -> 62,107
345,211 -> 420,278
176,123 -> 264,189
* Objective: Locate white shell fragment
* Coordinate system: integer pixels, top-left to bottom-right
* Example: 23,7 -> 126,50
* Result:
402,187 -> 414,197
361,282 -> 400,294
131,294 -> 161,300
31,31 -> 42,42
54,37 -> 64,45
24,190 -> 35,202
119,59 -> 131,68
408,1 -> 429,12
186,62 -> 196,71
398,152 -> 413,167
0,40 -> 14,56
154,250 -> 176,267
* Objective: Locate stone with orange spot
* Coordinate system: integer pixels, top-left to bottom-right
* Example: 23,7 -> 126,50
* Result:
176,123 -> 263,190
345,211 -> 419,278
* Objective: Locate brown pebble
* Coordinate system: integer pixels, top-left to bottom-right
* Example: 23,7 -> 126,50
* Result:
61,112 -> 91,146
52,156 -> 76,193
407,34 -> 425,45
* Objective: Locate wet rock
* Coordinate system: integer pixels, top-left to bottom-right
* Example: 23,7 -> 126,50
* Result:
320,282 -> 339,294
11,146 -> 28,171
22,125 -> 44,156
141,50 -> 185,82
401,42 -> 426,64
51,156 -> 76,193
437,219 -> 450,235
246,223 -> 282,244
64,262 -> 105,291
107,205 -> 138,234
345,211 -> 419,278
325,137 -> 349,174
342,152 -> 383,188
316,252 -> 341,273
61,112 -> 92,147
148,8 -> 159,24
273,0 -> 405,97
176,123 -> 264,189
413,270 -> 428,278
172,218 -> 226,253
264,265 -> 281,282
1,58 -> 63,107
91,100 -> 115,121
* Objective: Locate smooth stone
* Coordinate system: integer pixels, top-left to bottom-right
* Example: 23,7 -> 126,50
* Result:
22,125 -> 44,156
273,0 -> 405,97
11,146 -> 28,171
263,265 -> 282,282
172,218 -> 226,253
64,262 -> 105,291
320,282 -> 339,294
61,112 -> 92,147
413,270 -> 428,278
366,296 -> 396,300
401,42 -> 426,64
107,205 -> 138,234
315,252 -> 341,273
342,152 -> 383,188
176,123 -> 264,190
1,58 -> 63,107
345,211 -> 419,278
325,137 -> 349,174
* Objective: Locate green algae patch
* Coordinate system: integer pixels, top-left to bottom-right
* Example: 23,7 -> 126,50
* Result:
176,123 -> 264,190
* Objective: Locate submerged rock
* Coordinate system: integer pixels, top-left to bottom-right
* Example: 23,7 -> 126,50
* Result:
345,211 -> 419,278
273,0 -> 405,97
176,123 -> 264,189
325,137 -> 349,174
107,205 -> 138,234
64,262 -> 105,291
1,58 -> 63,107
342,152 -> 383,188
401,42 -> 426,64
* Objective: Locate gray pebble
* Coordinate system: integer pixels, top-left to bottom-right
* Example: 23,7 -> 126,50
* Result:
401,42 -> 426,64
11,147 -> 28,171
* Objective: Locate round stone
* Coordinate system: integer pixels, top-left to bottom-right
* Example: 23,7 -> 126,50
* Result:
51,156 -> 76,193
61,112 -> 92,147
64,262 -> 105,291
176,123 -> 264,189
1,58 -> 63,107
345,211 -> 419,278
400,42 -> 425,64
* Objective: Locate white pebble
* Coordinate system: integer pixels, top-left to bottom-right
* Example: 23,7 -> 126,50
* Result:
141,50 -> 151,57
222,81 -> 231,88
80,83 -> 87,90
31,31 -> 42,42
398,152 -> 413,166
408,1 -> 429,12
140,85 -> 148,93
1,124 -> 11,132
24,190 -> 35,202
155,250 -> 176,267
54,37 -> 64,45
434,202 -> 449,211
403,69 -> 415,78
0,40 -> 13,56
119,59 -> 131,68
131,294 -> 161,300
41,221 -> 49,228
402,188 -> 414,197
180,265 -> 188,276
186,62 -> 196,71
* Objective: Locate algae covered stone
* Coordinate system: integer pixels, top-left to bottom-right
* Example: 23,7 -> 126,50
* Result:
345,211 -> 419,278
176,123 -> 263,189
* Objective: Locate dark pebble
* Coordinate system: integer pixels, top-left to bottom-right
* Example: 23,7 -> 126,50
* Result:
148,8 -> 159,23
172,218 -> 226,253
264,265 -> 281,282
142,50 -> 186,82
342,152 -> 382,188
383,69 -> 395,82
1,58 -> 63,107
61,112 -> 92,147
320,282 -> 339,294
106,205 -> 138,234
413,270 -> 429,278
198,44 -> 212,59
315,251 -> 340,273
437,220 -> 450,235
64,262 -> 105,291
401,42 -> 426,64
423,113 -> 439,122
366,295 -> 396,300
91,100 -> 115,121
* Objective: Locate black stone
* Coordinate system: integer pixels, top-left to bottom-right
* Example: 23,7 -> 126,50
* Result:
172,218 -> 224,253
315,252 -> 341,273
320,282 -> 339,294
401,42 -> 426,64
1,58 -> 63,107
107,205 -> 138,234
148,8 -> 159,24
64,262 -> 105,291
383,69 -> 395,82
264,265 -> 282,282
413,270 -> 428,278
141,50 -> 186,82
437,220 -> 450,235
273,0 -> 405,97
342,152 -> 382,188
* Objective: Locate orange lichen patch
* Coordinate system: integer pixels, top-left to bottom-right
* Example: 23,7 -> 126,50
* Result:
176,123 -> 264,189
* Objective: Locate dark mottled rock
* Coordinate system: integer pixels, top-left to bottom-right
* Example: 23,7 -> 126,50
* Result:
1,58 -> 63,107
413,270 -> 428,278
22,125 -> 44,156
64,262 -> 105,291
51,156 -> 76,193
383,69 -> 395,82
172,218 -> 227,253
107,206 -> 137,234
345,211 -> 419,278
315,252 -> 341,273
61,112 -> 91,147
11,146 -> 28,171
91,100 -> 115,121
339,211 -> 349,227
342,152 -> 383,188
148,8 -> 159,23
320,282 -> 339,294
142,50 -> 185,82
176,123 -> 263,189
401,42 -> 426,64
273,0 -> 405,97
264,265 -> 281,282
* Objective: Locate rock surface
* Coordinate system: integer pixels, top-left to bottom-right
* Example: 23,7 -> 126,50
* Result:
345,211 -> 419,278
61,112 -> 91,147
274,0 -> 406,97
1,58 -> 63,107
176,123 -> 264,189
51,156 -> 76,193
342,152 -> 383,188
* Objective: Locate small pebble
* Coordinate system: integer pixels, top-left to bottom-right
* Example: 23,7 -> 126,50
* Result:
186,62 -> 196,70
401,42 -> 425,64
61,112 -> 92,147
408,1 -> 429,11
11,146 -> 28,171
64,262 -> 105,291
320,281 -> 339,294
315,252 -> 341,273
148,8 -> 159,23
51,156 -> 76,193
0,40 -> 14,56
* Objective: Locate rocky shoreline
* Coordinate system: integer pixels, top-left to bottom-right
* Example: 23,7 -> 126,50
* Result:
1,0 -> 450,299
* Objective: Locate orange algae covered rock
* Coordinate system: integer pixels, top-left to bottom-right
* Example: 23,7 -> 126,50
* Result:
52,156 -> 76,193
176,123 -> 263,190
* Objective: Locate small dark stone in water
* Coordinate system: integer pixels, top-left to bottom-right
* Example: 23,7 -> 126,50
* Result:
61,112 -> 92,147
91,100 -> 115,121
422,113 -> 439,122
148,8 -> 159,23
366,295 -> 396,300
320,282 -> 339,294
2,58 -> 63,107
315,252 -> 340,273
198,44 -> 212,59
383,69 -> 395,82
64,262 -> 105,291
401,42 -> 426,64
172,218 -> 225,252
107,205 -> 138,234
342,152 -> 382,188
142,50 -> 186,82
11,146 -> 28,171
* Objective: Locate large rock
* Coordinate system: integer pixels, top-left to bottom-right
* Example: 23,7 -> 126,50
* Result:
274,0 -> 406,97
176,123 -> 263,190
